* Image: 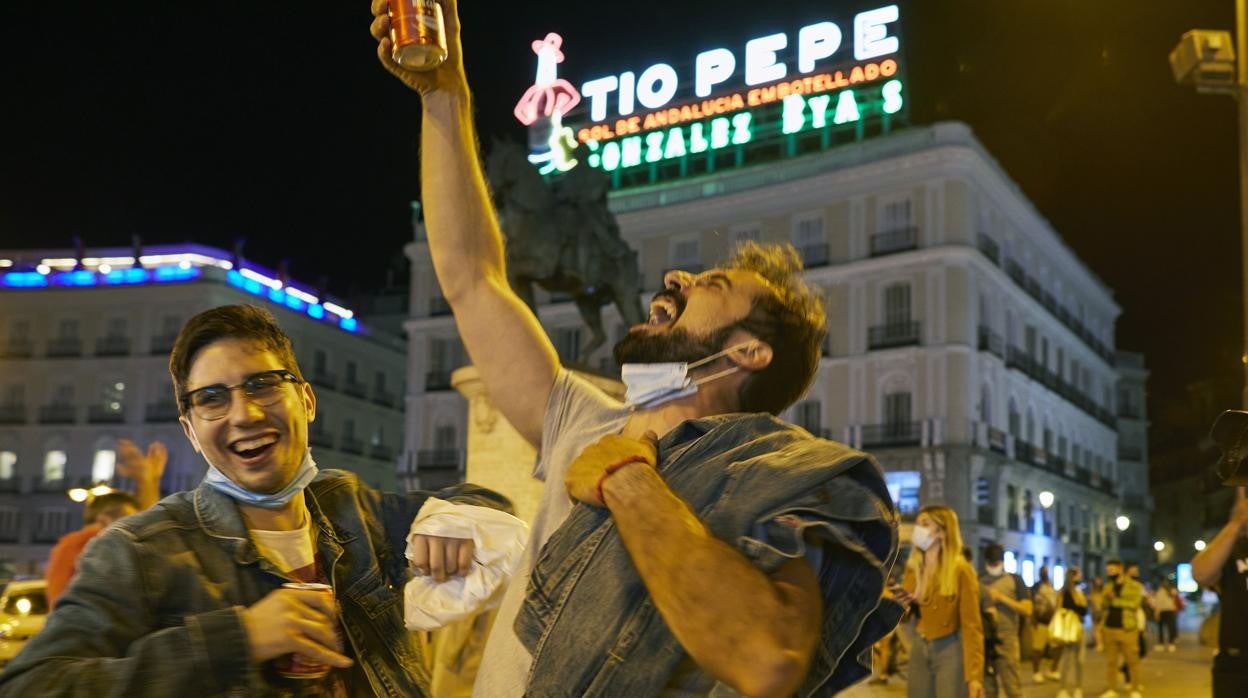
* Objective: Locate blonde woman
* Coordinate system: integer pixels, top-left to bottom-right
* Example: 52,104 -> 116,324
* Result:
894,506 -> 985,698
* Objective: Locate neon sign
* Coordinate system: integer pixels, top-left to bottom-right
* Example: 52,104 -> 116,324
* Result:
516,3 -> 906,179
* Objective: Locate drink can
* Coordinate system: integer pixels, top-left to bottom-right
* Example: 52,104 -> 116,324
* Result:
274,582 -> 335,680
389,0 -> 448,71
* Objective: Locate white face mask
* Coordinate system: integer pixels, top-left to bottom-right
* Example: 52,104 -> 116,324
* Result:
910,525 -> 937,552
621,341 -> 758,409
986,564 -> 1004,577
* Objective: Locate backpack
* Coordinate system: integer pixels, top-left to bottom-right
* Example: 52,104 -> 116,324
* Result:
1033,584 -> 1056,624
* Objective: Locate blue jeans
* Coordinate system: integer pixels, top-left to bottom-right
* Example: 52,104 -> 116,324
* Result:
909,632 -> 967,698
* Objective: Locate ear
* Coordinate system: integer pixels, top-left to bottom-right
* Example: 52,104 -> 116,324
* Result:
179,415 -> 202,454
728,338 -> 773,373
301,381 -> 317,423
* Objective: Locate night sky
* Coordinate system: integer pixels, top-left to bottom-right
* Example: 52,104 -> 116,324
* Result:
0,0 -> 1240,445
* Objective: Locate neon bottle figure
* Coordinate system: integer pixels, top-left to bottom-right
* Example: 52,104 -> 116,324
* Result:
389,0 -> 448,71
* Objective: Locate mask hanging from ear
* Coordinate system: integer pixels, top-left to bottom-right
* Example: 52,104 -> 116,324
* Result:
621,341 -> 758,409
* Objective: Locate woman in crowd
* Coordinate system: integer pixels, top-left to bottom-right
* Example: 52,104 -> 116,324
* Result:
1056,567 -> 1089,698
894,506 -> 984,698
1151,579 -> 1181,652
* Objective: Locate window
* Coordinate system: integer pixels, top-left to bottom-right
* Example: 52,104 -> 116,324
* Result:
1022,557 -> 1036,586
0,452 -> 15,480
979,385 -> 991,425
670,238 -> 700,268
346,361 -> 358,385
43,450 -> 67,482
4,385 -> 23,407
160,315 -> 182,337
884,392 -> 912,427
794,401 -> 821,432
374,371 -> 387,392
1003,550 -> 1018,575
1008,400 -> 1020,437
0,507 -> 17,541
343,419 -> 356,439
106,317 -> 128,338
554,328 -> 582,364
313,349 -> 328,375
881,199 -> 912,231
884,471 -> 921,519
100,381 -> 125,414
57,319 -> 79,339
429,338 -> 465,372
53,384 -> 74,405
1024,325 -> 1037,356
733,227 -> 761,246
8,320 -> 29,341
92,449 -> 115,483
795,216 -> 825,246
36,507 -> 69,540
883,283 -> 911,325
434,425 -> 458,452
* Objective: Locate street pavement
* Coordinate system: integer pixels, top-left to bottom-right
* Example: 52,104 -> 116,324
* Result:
842,610 -> 1215,698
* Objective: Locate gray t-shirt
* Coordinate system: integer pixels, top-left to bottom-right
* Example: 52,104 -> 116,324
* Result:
980,572 -> 1029,647
472,369 -> 629,698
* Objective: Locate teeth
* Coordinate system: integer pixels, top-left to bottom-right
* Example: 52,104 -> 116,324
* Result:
232,435 -> 278,453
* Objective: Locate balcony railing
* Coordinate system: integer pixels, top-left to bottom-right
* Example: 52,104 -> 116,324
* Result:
0,477 -> 21,494
309,429 -> 334,450
977,325 -> 1004,358
799,243 -> 830,268
1118,404 -> 1142,420
0,405 -> 26,425
309,370 -> 338,391
425,371 -> 454,392
1005,346 -> 1117,428
977,233 -> 1000,265
1118,447 -> 1144,463
38,404 -> 76,424
87,405 -> 126,424
869,226 -> 918,257
46,337 -> 83,358
1,338 -> 33,358
1001,257 -> 1115,364
35,478 -> 66,493
150,333 -> 178,355
340,436 -> 364,455
417,449 -> 462,471
861,421 -> 922,448
429,297 -> 452,317
343,381 -> 368,400
145,401 -> 181,423
369,444 -> 395,462
987,426 -> 1008,454
868,321 -> 921,350
372,388 -> 397,408
94,336 -> 132,357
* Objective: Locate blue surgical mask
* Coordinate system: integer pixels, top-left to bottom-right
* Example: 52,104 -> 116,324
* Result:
621,341 -> 758,409
202,448 -> 319,509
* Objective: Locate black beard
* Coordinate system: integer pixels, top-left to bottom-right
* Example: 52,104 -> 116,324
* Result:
613,324 -> 736,366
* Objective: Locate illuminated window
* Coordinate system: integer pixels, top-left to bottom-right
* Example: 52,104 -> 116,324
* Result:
1053,564 -> 1066,590
92,449 -> 116,483
1021,557 -> 1036,586
0,451 -> 14,480
1003,550 -> 1018,575
100,381 -> 125,414
884,471 -> 920,519
43,450 -> 67,482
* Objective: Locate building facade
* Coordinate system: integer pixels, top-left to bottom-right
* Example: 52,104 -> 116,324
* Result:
0,244 -> 406,576
402,121 -> 1149,583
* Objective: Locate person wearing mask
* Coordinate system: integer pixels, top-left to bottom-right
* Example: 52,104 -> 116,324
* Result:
1192,486 -> 1248,698
1100,559 -> 1144,698
894,506 -> 984,698
979,544 -> 1031,698
1055,567 -> 1089,698
1031,566 -> 1060,684
1150,580 -> 1179,653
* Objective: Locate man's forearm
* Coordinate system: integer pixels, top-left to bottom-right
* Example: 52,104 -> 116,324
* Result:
420,93 -> 507,301
1193,520 -> 1244,586
134,476 -> 160,511
602,465 -> 818,698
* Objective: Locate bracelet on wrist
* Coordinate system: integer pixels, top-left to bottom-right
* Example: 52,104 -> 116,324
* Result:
596,455 -> 651,506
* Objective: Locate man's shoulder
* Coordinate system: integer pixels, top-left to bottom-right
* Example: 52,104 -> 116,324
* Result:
109,490 -> 198,542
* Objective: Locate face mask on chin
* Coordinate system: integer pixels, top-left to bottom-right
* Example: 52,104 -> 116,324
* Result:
986,564 -> 1004,577
615,320 -> 756,410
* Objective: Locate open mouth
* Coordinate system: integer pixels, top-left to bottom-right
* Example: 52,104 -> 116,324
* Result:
229,434 -> 279,461
648,295 -> 681,326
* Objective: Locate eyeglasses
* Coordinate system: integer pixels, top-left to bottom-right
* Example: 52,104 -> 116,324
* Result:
181,370 -> 301,421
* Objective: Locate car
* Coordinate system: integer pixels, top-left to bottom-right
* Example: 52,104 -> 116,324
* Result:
0,579 -> 48,667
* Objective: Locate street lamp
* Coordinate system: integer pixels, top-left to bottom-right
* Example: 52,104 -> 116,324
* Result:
1116,515 -> 1131,531
1196,539 -> 1208,551
1154,540 -> 1166,552
1038,490 -> 1055,509
67,488 -> 88,503
1170,6 -> 1248,405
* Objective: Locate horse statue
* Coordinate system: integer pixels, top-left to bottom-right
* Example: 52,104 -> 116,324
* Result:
485,138 -> 645,359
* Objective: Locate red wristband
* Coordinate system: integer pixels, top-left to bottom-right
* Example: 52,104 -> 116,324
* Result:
596,455 -> 651,505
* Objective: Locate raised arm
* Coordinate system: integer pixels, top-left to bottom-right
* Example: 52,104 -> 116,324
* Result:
370,0 -> 558,446
1192,487 -> 1247,587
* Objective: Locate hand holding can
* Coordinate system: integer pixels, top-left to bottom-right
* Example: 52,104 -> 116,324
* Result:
241,583 -> 352,672
388,0 -> 448,70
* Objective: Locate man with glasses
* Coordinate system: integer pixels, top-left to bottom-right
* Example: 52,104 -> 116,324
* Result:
0,304 -> 513,696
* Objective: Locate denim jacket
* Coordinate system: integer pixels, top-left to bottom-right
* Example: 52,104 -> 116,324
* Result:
0,469 -> 509,697
515,414 -> 903,697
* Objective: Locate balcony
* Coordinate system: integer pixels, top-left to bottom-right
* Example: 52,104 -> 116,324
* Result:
340,436 -> 365,455
0,477 -> 20,494
868,321 -> 921,350
1005,346 -> 1117,428
309,428 -> 334,450
46,337 -> 83,358
429,297 -> 452,317
425,371 -> 454,392
309,370 -> 338,391
1118,404 -> 1142,420
417,449 -> 462,471
145,401 -> 181,423
1,338 -> 33,358
976,233 -> 1000,265
977,325 -> 1004,359
0,405 -> 26,425
343,380 -> 369,400
372,388 -> 397,409
986,426 -> 1008,454
87,405 -> 126,424
38,404 -> 76,424
869,226 -> 918,257
1001,257 -> 1115,364
799,243 -> 830,268
977,506 -> 996,526
1118,446 -> 1144,463
35,478 -> 66,493
149,333 -> 178,355
94,336 -> 132,357
369,444 -> 395,462
861,421 -> 921,449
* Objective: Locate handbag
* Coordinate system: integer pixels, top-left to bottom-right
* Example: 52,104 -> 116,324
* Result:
1049,607 -> 1083,646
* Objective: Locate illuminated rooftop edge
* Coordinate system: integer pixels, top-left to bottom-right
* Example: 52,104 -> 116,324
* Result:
0,243 -> 362,334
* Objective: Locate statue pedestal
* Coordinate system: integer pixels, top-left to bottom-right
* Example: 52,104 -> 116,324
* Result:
451,365 -> 623,523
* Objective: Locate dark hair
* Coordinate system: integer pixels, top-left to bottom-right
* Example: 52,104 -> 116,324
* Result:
168,305 -> 303,411
1106,558 -> 1123,567
983,543 -> 1004,564
724,242 -> 827,415
1038,566 -> 1050,584
85,491 -> 139,524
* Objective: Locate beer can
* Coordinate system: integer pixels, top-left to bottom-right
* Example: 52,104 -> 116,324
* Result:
274,582 -> 335,680
389,0 -> 448,71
